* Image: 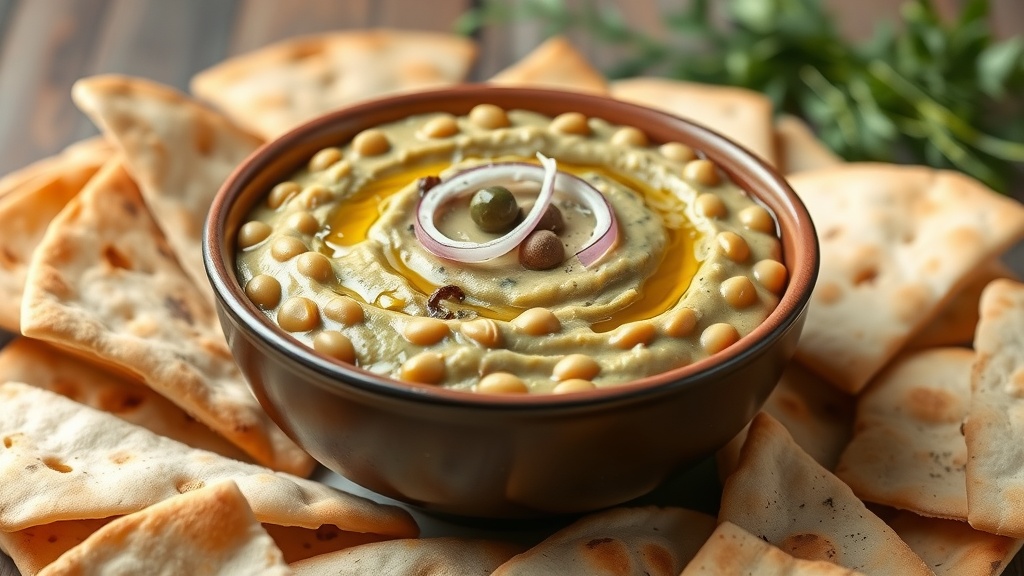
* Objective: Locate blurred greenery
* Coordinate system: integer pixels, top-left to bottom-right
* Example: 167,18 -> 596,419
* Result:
458,0 -> 1024,193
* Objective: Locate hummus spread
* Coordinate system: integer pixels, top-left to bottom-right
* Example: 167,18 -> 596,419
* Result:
235,105 -> 785,393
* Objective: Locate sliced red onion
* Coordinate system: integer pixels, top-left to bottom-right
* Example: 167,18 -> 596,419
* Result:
413,153 -> 619,267
414,153 -> 558,263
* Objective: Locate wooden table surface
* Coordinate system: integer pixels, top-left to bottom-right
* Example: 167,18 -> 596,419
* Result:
1,1 -> 1023,575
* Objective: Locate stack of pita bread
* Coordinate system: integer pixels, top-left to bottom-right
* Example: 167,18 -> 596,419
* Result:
2,28 -> 1024,575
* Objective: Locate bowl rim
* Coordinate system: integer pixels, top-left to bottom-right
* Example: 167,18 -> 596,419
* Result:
204,84 -> 819,410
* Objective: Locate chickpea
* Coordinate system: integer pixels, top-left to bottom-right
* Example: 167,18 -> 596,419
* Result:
611,126 -> 648,147
270,236 -> 307,261
609,321 -> 656,349
244,275 -> 281,309
296,251 -> 333,283
663,308 -> 697,337
754,259 -> 788,294
552,379 -> 597,394
268,182 -> 301,209
477,372 -> 528,394
309,147 -> 342,172
313,330 -> 355,363
739,205 -> 776,234
701,323 -> 739,354
277,297 -> 320,332
419,114 -> 459,139
468,104 -> 509,129
716,231 -> 750,262
550,112 -> 590,136
511,308 -> 560,336
400,352 -> 445,384
403,317 -> 450,346
237,221 -> 271,249
352,129 -> 390,156
660,142 -> 696,163
323,297 -> 364,325
326,160 -> 352,182
693,193 -> 727,219
519,230 -> 565,271
684,159 -> 721,186
460,318 -> 502,348
286,212 -> 320,235
552,354 -> 600,381
299,184 -> 332,209
721,276 -> 758,309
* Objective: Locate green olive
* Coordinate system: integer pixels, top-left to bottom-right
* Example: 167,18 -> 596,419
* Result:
470,186 -> 519,233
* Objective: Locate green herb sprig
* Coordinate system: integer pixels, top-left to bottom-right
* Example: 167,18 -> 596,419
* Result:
458,0 -> 1024,193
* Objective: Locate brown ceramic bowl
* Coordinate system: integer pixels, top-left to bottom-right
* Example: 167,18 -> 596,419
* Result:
204,86 -> 819,519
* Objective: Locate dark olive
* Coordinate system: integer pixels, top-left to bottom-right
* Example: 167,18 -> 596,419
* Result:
517,202 -> 565,234
519,230 -> 565,270
470,186 -> 519,233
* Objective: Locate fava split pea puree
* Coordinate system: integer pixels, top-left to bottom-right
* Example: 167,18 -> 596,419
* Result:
234,105 -> 785,393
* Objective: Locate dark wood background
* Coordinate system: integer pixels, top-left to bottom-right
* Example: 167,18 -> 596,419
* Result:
1,1 -> 1022,574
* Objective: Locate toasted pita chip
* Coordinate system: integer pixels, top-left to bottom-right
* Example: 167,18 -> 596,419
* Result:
36,481 -> 290,576
0,382 -> 417,540
490,506 -> 715,575
0,140 -> 111,332
610,78 -> 776,166
680,521 -> 866,575
190,29 -> 476,139
966,279 -> 1024,537
489,36 -> 608,94
717,361 -> 855,480
906,260 -> 1016,349
0,519 -> 111,576
0,337 -> 247,460
788,164 -> 1024,394
887,510 -> 1022,576
291,537 -> 524,576
773,114 -> 842,175
72,75 -> 263,303
834,348 -> 971,520
18,160 -> 312,474
720,413 -> 932,575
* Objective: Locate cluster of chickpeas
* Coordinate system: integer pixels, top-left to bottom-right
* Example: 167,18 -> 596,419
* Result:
235,104 -> 789,394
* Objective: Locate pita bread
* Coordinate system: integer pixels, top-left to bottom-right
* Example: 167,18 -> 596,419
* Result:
0,381 -> 417,539
18,160 -> 312,474
72,75 -> 263,304
906,259 -> 1015,349
0,519 -> 111,576
491,506 -> 716,575
717,361 -> 854,480
489,36 -> 608,94
610,78 -> 776,166
887,510 -> 1022,576
0,337 -> 247,460
680,521 -> 866,575
36,481 -> 290,576
835,348 -> 971,520
0,137 -> 110,201
966,279 -> 1024,537
291,537 -> 524,576
719,413 -> 932,575
0,140 -> 111,332
190,29 -> 477,139
773,114 -> 842,175
788,164 -> 1024,394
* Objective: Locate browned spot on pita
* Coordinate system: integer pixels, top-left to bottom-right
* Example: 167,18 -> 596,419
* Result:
781,533 -> 838,563
175,478 -> 205,493
164,295 -> 194,325
109,452 -> 133,465
102,245 -> 132,270
193,117 -> 215,156
816,282 -> 843,305
642,542 -> 675,575
42,457 -> 72,473
893,284 -> 932,324
315,524 -> 340,541
0,247 -> 18,268
582,538 -> 630,573
853,265 -> 879,286
906,386 -> 961,424
49,378 -> 80,401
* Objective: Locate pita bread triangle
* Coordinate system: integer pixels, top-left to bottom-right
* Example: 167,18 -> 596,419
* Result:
290,537 -> 524,576
0,518 -> 112,575
36,480 -> 291,576
489,36 -> 608,94
190,29 -> 477,139
0,141 -> 110,332
886,509 -> 1023,576
719,413 -> 933,575
18,159 -> 312,475
788,163 -> 1024,394
0,381 -> 417,539
0,137 -> 111,201
71,74 -> 264,306
680,521 -> 866,575
491,506 -> 716,575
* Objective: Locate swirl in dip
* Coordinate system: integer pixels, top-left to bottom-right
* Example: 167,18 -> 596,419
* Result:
234,105 -> 786,394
